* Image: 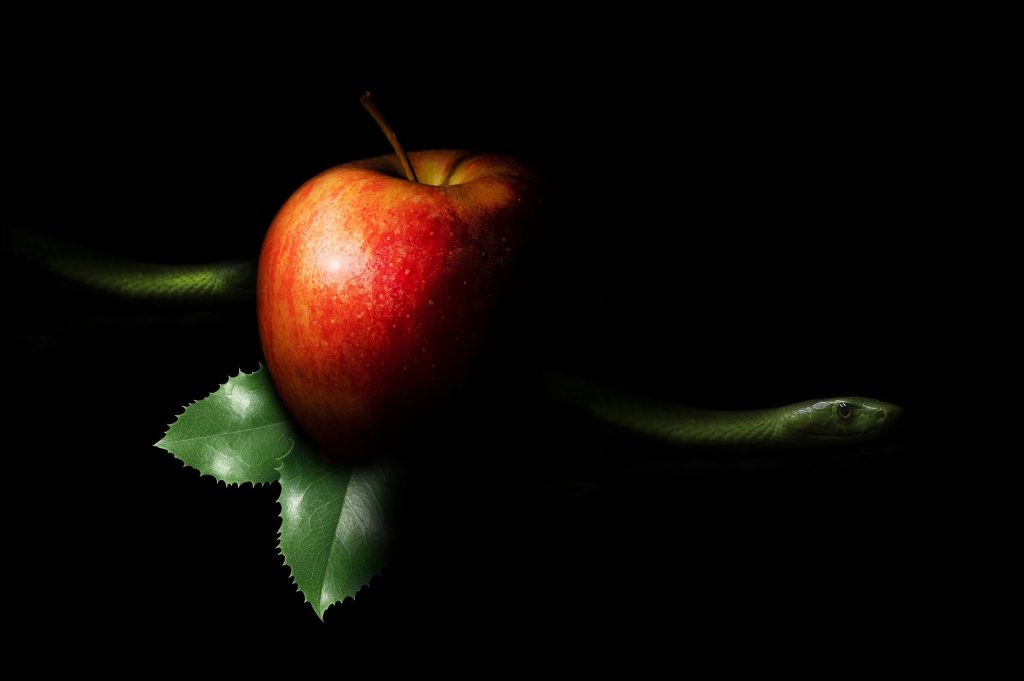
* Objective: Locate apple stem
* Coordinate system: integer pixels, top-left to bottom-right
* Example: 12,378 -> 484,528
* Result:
360,92 -> 419,183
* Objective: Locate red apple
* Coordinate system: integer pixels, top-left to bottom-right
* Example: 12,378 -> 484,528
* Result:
257,150 -> 537,457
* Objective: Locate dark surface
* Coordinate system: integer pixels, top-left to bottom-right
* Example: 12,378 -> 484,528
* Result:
3,39 -> 990,654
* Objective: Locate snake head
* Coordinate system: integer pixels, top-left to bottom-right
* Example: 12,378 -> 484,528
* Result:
783,397 -> 901,442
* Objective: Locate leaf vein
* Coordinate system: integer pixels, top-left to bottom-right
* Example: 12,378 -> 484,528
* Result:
163,419 -> 290,443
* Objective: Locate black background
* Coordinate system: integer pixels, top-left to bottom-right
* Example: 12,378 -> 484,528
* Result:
3,25 -> 992,657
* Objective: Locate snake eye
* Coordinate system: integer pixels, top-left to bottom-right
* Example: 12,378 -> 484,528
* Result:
837,402 -> 852,419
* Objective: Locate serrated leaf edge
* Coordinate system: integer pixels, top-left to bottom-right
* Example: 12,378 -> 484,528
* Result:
273,444 -> 388,621
155,364 -> 265,443
154,363 -> 286,485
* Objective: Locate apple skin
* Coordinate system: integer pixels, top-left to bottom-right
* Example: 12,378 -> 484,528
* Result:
257,150 -> 537,458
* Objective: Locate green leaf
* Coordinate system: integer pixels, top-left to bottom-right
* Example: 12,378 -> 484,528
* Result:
156,366 -> 294,484
277,438 -> 394,619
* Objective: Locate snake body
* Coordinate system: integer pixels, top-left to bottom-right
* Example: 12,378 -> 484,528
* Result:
6,226 -> 901,448
3,226 -> 256,302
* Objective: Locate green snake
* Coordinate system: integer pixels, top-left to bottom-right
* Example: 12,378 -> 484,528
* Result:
3,226 -> 255,302
5,225 -> 901,450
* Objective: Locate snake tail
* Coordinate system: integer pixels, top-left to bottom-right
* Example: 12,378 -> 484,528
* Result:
3,225 -> 257,302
